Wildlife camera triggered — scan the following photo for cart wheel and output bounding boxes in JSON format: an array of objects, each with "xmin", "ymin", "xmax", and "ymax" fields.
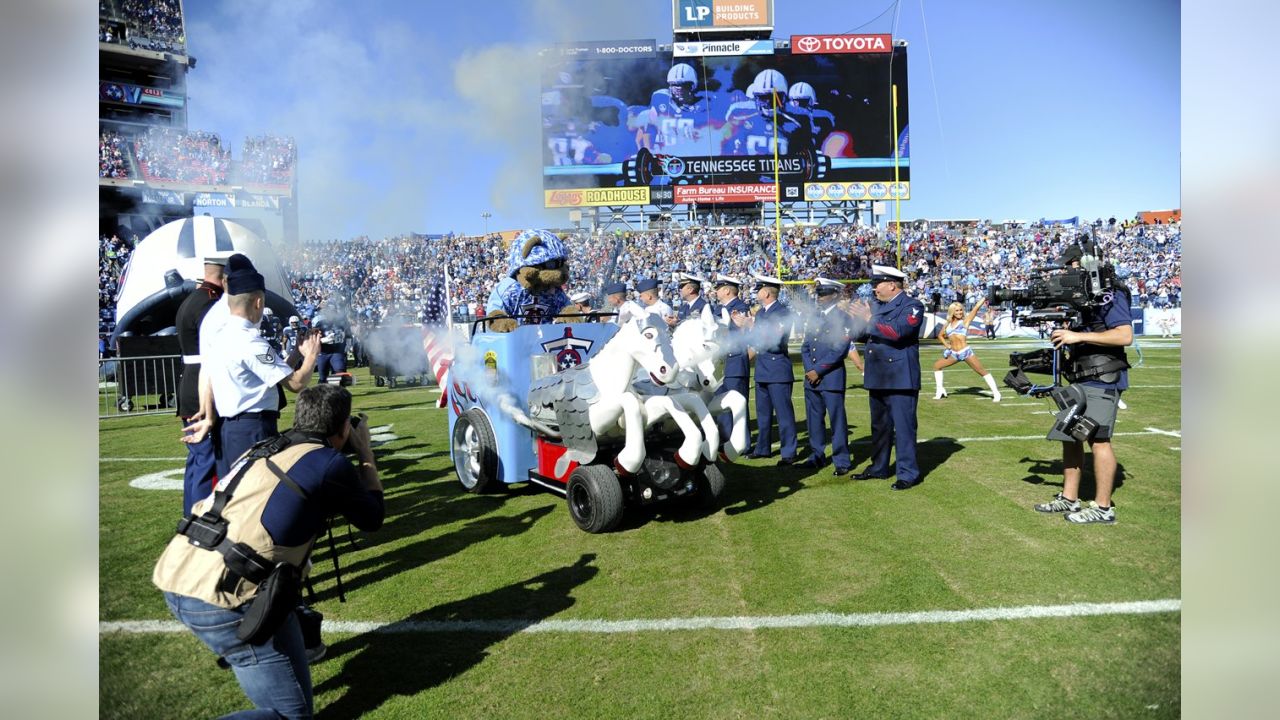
[
  {"xmin": 452, "ymin": 408, "xmax": 499, "ymax": 493},
  {"xmin": 694, "ymin": 463, "xmax": 725, "ymax": 510},
  {"xmin": 566, "ymin": 464, "xmax": 624, "ymax": 533},
  {"xmin": 388, "ymin": 377, "xmax": 398, "ymax": 388},
  {"xmin": 374, "ymin": 376, "xmax": 385, "ymax": 387},
  {"xmin": 117, "ymin": 397, "xmax": 134, "ymax": 412},
  {"xmin": 161, "ymin": 393, "xmax": 177, "ymax": 409}
]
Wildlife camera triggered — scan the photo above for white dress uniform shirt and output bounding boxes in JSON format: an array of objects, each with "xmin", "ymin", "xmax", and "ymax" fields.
[
  {"xmin": 205, "ymin": 316, "xmax": 293, "ymax": 416},
  {"xmin": 643, "ymin": 299, "xmax": 674, "ymax": 322}
]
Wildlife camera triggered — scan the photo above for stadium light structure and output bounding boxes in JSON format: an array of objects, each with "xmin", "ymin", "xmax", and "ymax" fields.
[{"xmin": 480, "ymin": 211, "xmax": 492, "ymax": 237}]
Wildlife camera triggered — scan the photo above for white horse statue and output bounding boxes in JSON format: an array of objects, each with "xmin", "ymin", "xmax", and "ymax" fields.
[
  {"xmin": 633, "ymin": 305, "xmax": 751, "ymax": 464},
  {"xmin": 528, "ymin": 310, "xmax": 678, "ymax": 477}
]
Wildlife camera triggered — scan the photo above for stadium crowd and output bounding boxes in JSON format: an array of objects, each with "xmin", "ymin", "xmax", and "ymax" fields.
[
  {"xmin": 133, "ymin": 127, "xmax": 230, "ymax": 185},
  {"xmin": 100, "ymin": 129, "xmax": 132, "ymax": 179},
  {"xmin": 100, "ymin": 0, "xmax": 185, "ymax": 53},
  {"xmin": 240, "ymin": 135, "xmax": 298, "ymax": 185},
  {"xmin": 99, "ymin": 233, "xmax": 136, "ymax": 354},
  {"xmin": 98, "ymin": 217, "xmax": 1180, "ymax": 348}
]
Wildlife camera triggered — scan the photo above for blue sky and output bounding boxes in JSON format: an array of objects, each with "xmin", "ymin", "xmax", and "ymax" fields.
[{"xmin": 183, "ymin": 0, "xmax": 1178, "ymax": 240}]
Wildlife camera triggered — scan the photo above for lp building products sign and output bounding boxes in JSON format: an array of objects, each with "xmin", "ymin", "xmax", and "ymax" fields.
[{"xmin": 673, "ymin": 0, "xmax": 773, "ymax": 33}]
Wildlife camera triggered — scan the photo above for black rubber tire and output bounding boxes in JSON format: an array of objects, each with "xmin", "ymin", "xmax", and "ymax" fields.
[
  {"xmin": 117, "ymin": 397, "xmax": 133, "ymax": 412},
  {"xmin": 695, "ymin": 463, "xmax": 726, "ymax": 510},
  {"xmin": 374, "ymin": 376, "xmax": 385, "ymax": 387},
  {"xmin": 566, "ymin": 464, "xmax": 624, "ymax": 533},
  {"xmin": 388, "ymin": 377, "xmax": 398, "ymax": 388},
  {"xmin": 452, "ymin": 408, "xmax": 499, "ymax": 493}
]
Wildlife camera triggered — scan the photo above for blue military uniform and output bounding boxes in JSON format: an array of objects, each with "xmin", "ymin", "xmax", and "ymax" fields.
[
  {"xmin": 712, "ymin": 274, "xmax": 751, "ymax": 440},
  {"xmin": 313, "ymin": 314, "xmax": 348, "ymax": 384},
  {"xmin": 750, "ymin": 273, "xmax": 797, "ymax": 462},
  {"xmin": 175, "ymin": 257, "xmax": 228, "ymax": 516},
  {"xmin": 802, "ymin": 279, "xmax": 853, "ymax": 473},
  {"xmin": 676, "ymin": 273, "xmax": 709, "ymax": 321},
  {"xmin": 856, "ymin": 265, "xmax": 925, "ymax": 489}
]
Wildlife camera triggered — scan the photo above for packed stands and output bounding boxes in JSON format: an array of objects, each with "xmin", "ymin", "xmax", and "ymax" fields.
[
  {"xmin": 99, "ymin": 233, "xmax": 136, "ymax": 351},
  {"xmin": 100, "ymin": 129, "xmax": 133, "ymax": 179},
  {"xmin": 133, "ymin": 127, "xmax": 230, "ymax": 185},
  {"xmin": 240, "ymin": 135, "xmax": 298, "ymax": 186},
  {"xmin": 100, "ymin": 0, "xmax": 186, "ymax": 54},
  {"xmin": 97, "ymin": 219, "xmax": 1181, "ymax": 342}
]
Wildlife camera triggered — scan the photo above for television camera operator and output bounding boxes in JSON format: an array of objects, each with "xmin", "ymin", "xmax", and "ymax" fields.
[
  {"xmin": 153, "ymin": 384, "xmax": 384, "ymax": 718},
  {"xmin": 993, "ymin": 235, "xmax": 1132, "ymax": 524}
]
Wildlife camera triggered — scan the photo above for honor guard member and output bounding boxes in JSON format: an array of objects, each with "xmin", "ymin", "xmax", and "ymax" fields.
[
  {"xmin": 174, "ymin": 250, "xmax": 230, "ymax": 515},
  {"xmin": 568, "ymin": 290, "xmax": 595, "ymax": 320},
  {"xmin": 313, "ymin": 313, "xmax": 348, "ymax": 384},
  {"xmin": 155, "ymin": 384, "xmax": 385, "ymax": 719},
  {"xmin": 849, "ymin": 264, "xmax": 925, "ymax": 490},
  {"xmin": 635, "ymin": 277, "xmax": 675, "ymax": 324},
  {"xmin": 802, "ymin": 277, "xmax": 854, "ymax": 475},
  {"xmin": 602, "ymin": 280, "xmax": 630, "ymax": 324},
  {"xmin": 191, "ymin": 254, "xmax": 321, "ymax": 479},
  {"xmin": 675, "ymin": 272, "xmax": 709, "ymax": 321},
  {"xmin": 712, "ymin": 274, "xmax": 752, "ymax": 437},
  {"xmin": 746, "ymin": 272, "xmax": 798, "ymax": 464}
]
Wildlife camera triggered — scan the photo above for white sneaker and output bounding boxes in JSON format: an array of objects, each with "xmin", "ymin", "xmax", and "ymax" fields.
[
  {"xmin": 992, "ymin": 391, "xmax": 1002, "ymax": 403},
  {"xmin": 934, "ymin": 390, "xmax": 947, "ymax": 400},
  {"xmin": 1117, "ymin": 398, "xmax": 1128, "ymax": 410}
]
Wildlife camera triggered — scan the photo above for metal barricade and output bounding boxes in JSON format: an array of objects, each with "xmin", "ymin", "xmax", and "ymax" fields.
[{"xmin": 98, "ymin": 354, "xmax": 183, "ymax": 418}]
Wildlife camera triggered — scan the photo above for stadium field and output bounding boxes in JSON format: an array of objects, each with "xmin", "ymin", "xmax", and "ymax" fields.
[{"xmin": 99, "ymin": 339, "xmax": 1181, "ymax": 719}]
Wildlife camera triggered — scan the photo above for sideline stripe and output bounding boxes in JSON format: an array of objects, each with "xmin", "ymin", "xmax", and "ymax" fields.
[{"xmin": 101, "ymin": 598, "xmax": 1180, "ymax": 636}]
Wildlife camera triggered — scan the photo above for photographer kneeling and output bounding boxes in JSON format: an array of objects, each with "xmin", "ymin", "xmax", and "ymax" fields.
[
  {"xmin": 1033, "ymin": 247, "xmax": 1133, "ymax": 525},
  {"xmin": 153, "ymin": 384, "xmax": 384, "ymax": 719}
]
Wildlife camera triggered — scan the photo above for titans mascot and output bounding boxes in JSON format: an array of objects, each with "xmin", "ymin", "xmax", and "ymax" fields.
[{"xmin": 485, "ymin": 229, "xmax": 571, "ymax": 332}]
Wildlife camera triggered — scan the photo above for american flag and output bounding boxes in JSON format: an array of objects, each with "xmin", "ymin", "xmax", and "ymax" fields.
[{"xmin": 422, "ymin": 270, "xmax": 452, "ymax": 409}]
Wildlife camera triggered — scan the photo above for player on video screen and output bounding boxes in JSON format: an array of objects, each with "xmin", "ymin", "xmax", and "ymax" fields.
[
  {"xmin": 721, "ymin": 69, "xmax": 813, "ymax": 163},
  {"xmin": 632, "ymin": 63, "xmax": 721, "ymax": 157},
  {"xmin": 788, "ymin": 81, "xmax": 837, "ymax": 152}
]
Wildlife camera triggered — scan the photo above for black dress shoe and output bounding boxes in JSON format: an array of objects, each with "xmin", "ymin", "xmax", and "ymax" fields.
[
  {"xmin": 851, "ymin": 471, "xmax": 891, "ymax": 480},
  {"xmin": 745, "ymin": 452, "xmax": 768, "ymax": 460},
  {"xmin": 777, "ymin": 456, "xmax": 799, "ymax": 466},
  {"xmin": 890, "ymin": 479, "xmax": 920, "ymax": 491},
  {"xmin": 833, "ymin": 466, "xmax": 853, "ymax": 476},
  {"xmin": 803, "ymin": 456, "xmax": 827, "ymax": 469}
]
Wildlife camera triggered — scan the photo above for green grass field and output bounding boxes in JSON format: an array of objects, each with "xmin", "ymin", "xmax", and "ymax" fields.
[{"xmin": 99, "ymin": 339, "xmax": 1181, "ymax": 719}]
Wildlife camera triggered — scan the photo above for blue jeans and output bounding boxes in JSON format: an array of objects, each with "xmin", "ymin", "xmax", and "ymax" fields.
[{"xmin": 164, "ymin": 592, "xmax": 313, "ymax": 719}]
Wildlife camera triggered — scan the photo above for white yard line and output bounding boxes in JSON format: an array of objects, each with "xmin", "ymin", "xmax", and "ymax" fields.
[{"xmin": 101, "ymin": 598, "xmax": 1180, "ymax": 636}]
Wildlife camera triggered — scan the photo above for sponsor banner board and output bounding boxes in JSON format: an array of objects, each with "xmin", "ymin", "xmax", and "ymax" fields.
[
  {"xmin": 99, "ymin": 81, "xmax": 185, "ymax": 108},
  {"xmin": 192, "ymin": 192, "xmax": 235, "ymax": 207},
  {"xmin": 544, "ymin": 187, "xmax": 651, "ymax": 208},
  {"xmin": 191, "ymin": 192, "xmax": 283, "ymax": 209},
  {"xmin": 673, "ymin": 0, "xmax": 773, "ymax": 33},
  {"xmin": 553, "ymin": 39, "xmax": 656, "ymax": 59},
  {"xmin": 674, "ymin": 183, "xmax": 778, "ymax": 204},
  {"xmin": 673, "ymin": 39, "xmax": 774, "ymax": 57},
  {"xmin": 804, "ymin": 181, "xmax": 910, "ymax": 202},
  {"xmin": 790, "ymin": 34, "xmax": 893, "ymax": 55},
  {"xmin": 140, "ymin": 189, "xmax": 185, "ymax": 205}
]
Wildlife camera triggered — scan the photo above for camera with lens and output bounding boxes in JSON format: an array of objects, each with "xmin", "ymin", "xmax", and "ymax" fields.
[
  {"xmin": 986, "ymin": 233, "xmax": 1118, "ymax": 329},
  {"xmin": 340, "ymin": 414, "xmax": 362, "ymax": 454}
]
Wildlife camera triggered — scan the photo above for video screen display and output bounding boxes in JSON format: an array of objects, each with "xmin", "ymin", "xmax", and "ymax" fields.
[{"xmin": 541, "ymin": 48, "xmax": 909, "ymax": 206}]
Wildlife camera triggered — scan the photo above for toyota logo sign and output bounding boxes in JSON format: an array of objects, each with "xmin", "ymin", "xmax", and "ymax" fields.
[{"xmin": 795, "ymin": 36, "xmax": 820, "ymax": 53}]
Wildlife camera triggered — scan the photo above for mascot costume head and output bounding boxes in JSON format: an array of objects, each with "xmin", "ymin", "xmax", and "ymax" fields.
[{"xmin": 484, "ymin": 229, "xmax": 572, "ymax": 332}]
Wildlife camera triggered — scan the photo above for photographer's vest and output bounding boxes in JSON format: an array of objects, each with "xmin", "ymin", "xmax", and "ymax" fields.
[{"xmin": 152, "ymin": 438, "xmax": 326, "ymax": 609}]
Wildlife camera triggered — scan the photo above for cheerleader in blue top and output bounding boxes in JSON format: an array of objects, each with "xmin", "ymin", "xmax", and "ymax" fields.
[{"xmin": 933, "ymin": 296, "xmax": 1002, "ymax": 402}]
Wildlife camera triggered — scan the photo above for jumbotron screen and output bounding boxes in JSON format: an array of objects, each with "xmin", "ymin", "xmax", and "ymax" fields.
[{"xmin": 541, "ymin": 46, "xmax": 909, "ymax": 207}]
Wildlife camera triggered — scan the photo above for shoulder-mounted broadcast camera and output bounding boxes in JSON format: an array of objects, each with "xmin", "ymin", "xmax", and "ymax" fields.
[{"xmin": 986, "ymin": 233, "xmax": 1119, "ymax": 329}]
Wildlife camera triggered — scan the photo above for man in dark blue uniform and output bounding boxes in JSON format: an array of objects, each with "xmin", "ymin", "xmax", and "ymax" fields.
[
  {"xmin": 674, "ymin": 273, "xmax": 708, "ymax": 321},
  {"xmin": 313, "ymin": 313, "xmax": 348, "ymax": 384},
  {"xmin": 174, "ymin": 251, "xmax": 229, "ymax": 515},
  {"xmin": 849, "ymin": 264, "xmax": 926, "ymax": 489},
  {"xmin": 712, "ymin": 274, "xmax": 751, "ymax": 440},
  {"xmin": 746, "ymin": 273, "xmax": 797, "ymax": 465},
  {"xmin": 801, "ymin": 277, "xmax": 853, "ymax": 475}
]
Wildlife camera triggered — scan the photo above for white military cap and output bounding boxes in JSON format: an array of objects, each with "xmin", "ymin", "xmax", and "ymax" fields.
[
  {"xmin": 750, "ymin": 272, "xmax": 784, "ymax": 289},
  {"xmin": 814, "ymin": 277, "xmax": 844, "ymax": 294},
  {"xmin": 203, "ymin": 250, "xmax": 234, "ymax": 266},
  {"xmin": 869, "ymin": 264, "xmax": 907, "ymax": 282},
  {"xmin": 678, "ymin": 272, "xmax": 708, "ymax": 286},
  {"xmin": 712, "ymin": 273, "xmax": 742, "ymax": 288},
  {"xmin": 569, "ymin": 291, "xmax": 592, "ymax": 304}
]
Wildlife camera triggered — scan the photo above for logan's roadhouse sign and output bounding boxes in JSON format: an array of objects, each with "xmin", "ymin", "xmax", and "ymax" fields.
[
  {"xmin": 544, "ymin": 187, "xmax": 651, "ymax": 208},
  {"xmin": 790, "ymin": 34, "xmax": 894, "ymax": 54}
]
